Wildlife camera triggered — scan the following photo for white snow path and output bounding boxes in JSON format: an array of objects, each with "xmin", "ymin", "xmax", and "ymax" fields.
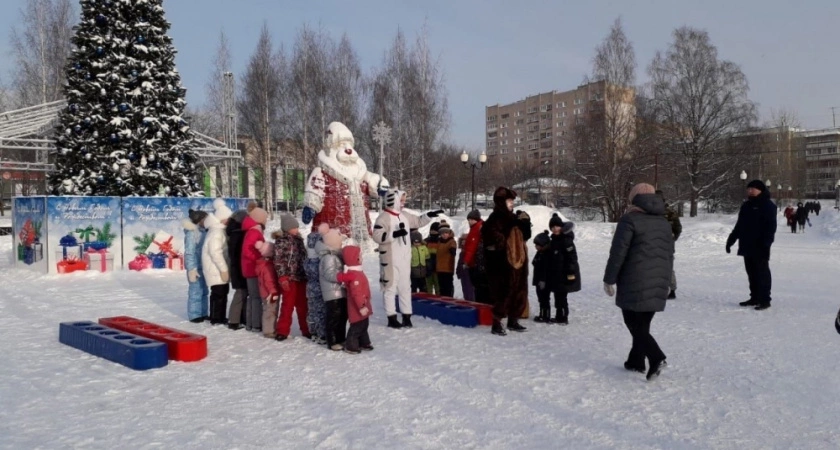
[{"xmin": 1, "ymin": 210, "xmax": 840, "ymax": 449}]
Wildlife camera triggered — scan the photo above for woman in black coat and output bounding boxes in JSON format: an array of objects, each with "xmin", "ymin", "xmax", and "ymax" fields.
[
  {"xmin": 603, "ymin": 183, "xmax": 674, "ymax": 381},
  {"xmin": 225, "ymin": 209, "xmax": 249, "ymax": 329}
]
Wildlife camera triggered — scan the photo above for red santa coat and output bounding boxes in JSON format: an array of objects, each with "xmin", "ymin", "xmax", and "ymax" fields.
[{"xmin": 310, "ymin": 169, "xmax": 373, "ymax": 238}]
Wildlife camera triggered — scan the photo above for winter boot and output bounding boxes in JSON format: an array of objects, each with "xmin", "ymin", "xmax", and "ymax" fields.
[
  {"xmin": 533, "ymin": 306, "xmax": 549, "ymax": 323},
  {"xmin": 507, "ymin": 318, "xmax": 527, "ymax": 332},
  {"xmin": 624, "ymin": 361, "xmax": 645, "ymax": 373},
  {"xmin": 551, "ymin": 307, "xmax": 569, "ymax": 325},
  {"xmin": 667, "ymin": 289, "xmax": 677, "ymax": 300},
  {"xmin": 227, "ymin": 323, "xmax": 244, "ymax": 330},
  {"xmin": 387, "ymin": 315, "xmax": 403, "ymax": 329},
  {"xmin": 491, "ymin": 319, "xmax": 507, "ymax": 336},
  {"xmin": 647, "ymin": 359, "xmax": 667, "ymax": 381},
  {"xmin": 754, "ymin": 303, "xmax": 771, "ymax": 311},
  {"xmin": 739, "ymin": 299, "xmax": 759, "ymax": 307},
  {"xmin": 189, "ymin": 316, "xmax": 208, "ymax": 324},
  {"xmin": 402, "ymin": 314, "xmax": 413, "ymax": 328}
]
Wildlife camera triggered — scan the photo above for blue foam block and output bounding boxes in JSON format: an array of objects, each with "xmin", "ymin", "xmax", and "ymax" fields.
[
  {"xmin": 59, "ymin": 321, "xmax": 169, "ymax": 371},
  {"xmin": 432, "ymin": 303, "xmax": 478, "ymax": 328}
]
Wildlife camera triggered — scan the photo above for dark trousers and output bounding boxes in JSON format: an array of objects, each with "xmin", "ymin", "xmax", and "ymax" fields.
[
  {"xmin": 469, "ymin": 268, "xmax": 490, "ymax": 305},
  {"xmin": 209, "ymin": 283, "xmax": 229, "ymax": 323},
  {"xmin": 344, "ymin": 318, "xmax": 371, "ymax": 352},
  {"xmin": 622, "ymin": 310, "xmax": 666, "ymax": 368},
  {"xmin": 324, "ymin": 298, "xmax": 348, "ymax": 347},
  {"xmin": 411, "ymin": 277, "xmax": 427, "ymax": 293},
  {"xmin": 438, "ymin": 272, "xmax": 454, "ymax": 297},
  {"xmin": 744, "ymin": 257, "xmax": 772, "ymax": 304},
  {"xmin": 537, "ymin": 286, "xmax": 568, "ymax": 317}
]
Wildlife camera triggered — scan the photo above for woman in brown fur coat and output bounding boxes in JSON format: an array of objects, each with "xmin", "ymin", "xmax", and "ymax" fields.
[{"xmin": 481, "ymin": 187, "xmax": 532, "ymax": 336}]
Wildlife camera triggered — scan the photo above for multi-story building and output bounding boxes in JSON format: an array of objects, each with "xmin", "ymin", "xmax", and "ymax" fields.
[
  {"xmin": 484, "ymin": 80, "xmax": 635, "ymax": 176},
  {"xmin": 802, "ymin": 128, "xmax": 840, "ymax": 198}
]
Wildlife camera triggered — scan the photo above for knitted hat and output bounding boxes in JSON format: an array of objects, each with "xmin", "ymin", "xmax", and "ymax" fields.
[
  {"xmin": 628, "ymin": 183, "xmax": 656, "ymax": 204},
  {"xmin": 249, "ymin": 207, "xmax": 268, "ymax": 226},
  {"xmin": 549, "ymin": 213, "xmax": 563, "ymax": 229},
  {"xmin": 430, "ymin": 222, "xmax": 440, "ymax": 234},
  {"xmin": 280, "ymin": 213, "xmax": 299, "ymax": 232},
  {"xmin": 213, "ymin": 198, "xmax": 233, "ymax": 222},
  {"xmin": 322, "ymin": 229, "xmax": 343, "ymax": 250},
  {"xmin": 438, "ymin": 226, "xmax": 452, "ymax": 235},
  {"xmin": 533, "ymin": 230, "xmax": 550, "ymax": 247},
  {"xmin": 467, "ymin": 209, "xmax": 481, "ymax": 221},
  {"xmin": 188, "ymin": 209, "xmax": 208, "ymax": 225},
  {"xmin": 231, "ymin": 209, "xmax": 248, "ymax": 224},
  {"xmin": 410, "ymin": 231, "xmax": 423, "ymax": 244},
  {"xmin": 747, "ymin": 180, "xmax": 767, "ymax": 193}
]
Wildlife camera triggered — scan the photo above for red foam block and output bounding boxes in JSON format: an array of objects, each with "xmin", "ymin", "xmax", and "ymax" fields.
[
  {"xmin": 411, "ymin": 294, "xmax": 494, "ymax": 326},
  {"xmin": 99, "ymin": 316, "xmax": 207, "ymax": 362}
]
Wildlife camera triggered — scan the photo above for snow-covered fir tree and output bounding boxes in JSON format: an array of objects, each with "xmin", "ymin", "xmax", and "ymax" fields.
[{"xmin": 49, "ymin": 0, "xmax": 202, "ymax": 197}]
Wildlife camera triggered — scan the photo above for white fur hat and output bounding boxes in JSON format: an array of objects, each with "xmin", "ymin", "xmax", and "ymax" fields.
[{"xmin": 213, "ymin": 198, "xmax": 233, "ymax": 222}]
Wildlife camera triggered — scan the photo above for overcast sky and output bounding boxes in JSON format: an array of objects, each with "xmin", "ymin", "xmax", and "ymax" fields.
[{"xmin": 1, "ymin": 0, "xmax": 838, "ymax": 148}]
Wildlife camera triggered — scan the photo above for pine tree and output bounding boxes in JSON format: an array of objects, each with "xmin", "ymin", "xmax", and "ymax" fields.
[{"xmin": 49, "ymin": 0, "xmax": 202, "ymax": 197}]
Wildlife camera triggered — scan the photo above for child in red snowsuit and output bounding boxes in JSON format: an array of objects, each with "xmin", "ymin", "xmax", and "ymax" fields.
[
  {"xmin": 336, "ymin": 245, "xmax": 374, "ymax": 354},
  {"xmin": 255, "ymin": 241, "xmax": 280, "ymax": 338}
]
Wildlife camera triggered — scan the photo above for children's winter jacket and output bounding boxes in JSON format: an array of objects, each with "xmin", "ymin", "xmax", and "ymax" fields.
[
  {"xmin": 200, "ymin": 213, "xmax": 230, "ymax": 287},
  {"xmin": 531, "ymin": 248, "xmax": 551, "ymax": 287},
  {"xmin": 435, "ymin": 237, "xmax": 457, "ymax": 273},
  {"xmin": 549, "ymin": 222, "xmax": 581, "ymax": 293},
  {"xmin": 336, "ymin": 246, "xmax": 372, "ymax": 324},
  {"xmin": 274, "ymin": 231, "xmax": 307, "ymax": 282},
  {"xmin": 318, "ymin": 241, "xmax": 346, "ymax": 301},
  {"xmin": 240, "ymin": 216, "xmax": 264, "ymax": 278},
  {"xmin": 462, "ymin": 219, "xmax": 483, "ymax": 268},
  {"xmin": 411, "ymin": 244, "xmax": 430, "ymax": 277}
]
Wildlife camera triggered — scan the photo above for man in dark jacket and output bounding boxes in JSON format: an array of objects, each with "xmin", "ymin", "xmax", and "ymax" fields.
[
  {"xmin": 225, "ymin": 208, "xmax": 249, "ymax": 330},
  {"xmin": 604, "ymin": 183, "xmax": 674, "ymax": 381},
  {"xmin": 726, "ymin": 180, "xmax": 777, "ymax": 310}
]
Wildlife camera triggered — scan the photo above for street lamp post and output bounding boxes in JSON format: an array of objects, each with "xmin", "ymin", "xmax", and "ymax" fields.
[
  {"xmin": 460, "ymin": 150, "xmax": 487, "ymax": 211},
  {"xmin": 371, "ymin": 121, "xmax": 392, "ymax": 211}
]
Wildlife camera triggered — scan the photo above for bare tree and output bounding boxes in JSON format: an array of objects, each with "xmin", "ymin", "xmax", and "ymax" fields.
[
  {"xmin": 200, "ymin": 30, "xmax": 233, "ymax": 138},
  {"xmin": 573, "ymin": 18, "xmax": 654, "ymax": 222},
  {"xmin": 238, "ymin": 23, "xmax": 283, "ymax": 213},
  {"xmin": 648, "ymin": 27, "xmax": 757, "ymax": 217},
  {"xmin": 9, "ymin": 0, "xmax": 75, "ymax": 107}
]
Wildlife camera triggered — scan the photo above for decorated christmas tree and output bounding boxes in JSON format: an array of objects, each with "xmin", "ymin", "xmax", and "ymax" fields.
[{"xmin": 49, "ymin": 0, "xmax": 202, "ymax": 197}]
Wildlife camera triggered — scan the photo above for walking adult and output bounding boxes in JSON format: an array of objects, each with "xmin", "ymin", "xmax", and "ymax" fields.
[
  {"xmin": 656, "ymin": 190, "xmax": 682, "ymax": 299},
  {"xmin": 783, "ymin": 204, "xmax": 796, "ymax": 234},
  {"xmin": 483, "ymin": 187, "xmax": 532, "ymax": 336},
  {"xmin": 795, "ymin": 202, "xmax": 809, "ymax": 233},
  {"xmin": 726, "ymin": 180, "xmax": 777, "ymax": 310},
  {"xmin": 603, "ymin": 183, "xmax": 673, "ymax": 381}
]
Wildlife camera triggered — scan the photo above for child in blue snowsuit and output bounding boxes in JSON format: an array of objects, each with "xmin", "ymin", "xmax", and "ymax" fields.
[
  {"xmin": 304, "ymin": 223, "xmax": 329, "ymax": 345},
  {"xmin": 184, "ymin": 209, "xmax": 210, "ymax": 322}
]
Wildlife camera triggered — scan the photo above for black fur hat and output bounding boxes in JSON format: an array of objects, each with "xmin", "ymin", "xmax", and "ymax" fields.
[{"xmin": 188, "ymin": 209, "xmax": 208, "ymax": 225}]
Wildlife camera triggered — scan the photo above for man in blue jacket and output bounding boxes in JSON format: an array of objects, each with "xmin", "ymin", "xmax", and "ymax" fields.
[{"xmin": 726, "ymin": 180, "xmax": 777, "ymax": 310}]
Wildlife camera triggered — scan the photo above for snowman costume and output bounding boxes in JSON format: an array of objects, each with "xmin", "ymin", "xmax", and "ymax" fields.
[
  {"xmin": 373, "ymin": 189, "xmax": 439, "ymax": 325},
  {"xmin": 302, "ymin": 122, "xmax": 388, "ymax": 246}
]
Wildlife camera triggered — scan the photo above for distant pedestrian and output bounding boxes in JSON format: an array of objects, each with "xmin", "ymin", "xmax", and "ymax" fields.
[
  {"xmin": 726, "ymin": 180, "xmax": 777, "ymax": 311},
  {"xmin": 656, "ymin": 190, "xmax": 682, "ymax": 299}
]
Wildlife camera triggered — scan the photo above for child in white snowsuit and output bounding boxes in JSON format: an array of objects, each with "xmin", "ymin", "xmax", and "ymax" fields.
[{"xmin": 372, "ymin": 188, "xmax": 442, "ymax": 328}]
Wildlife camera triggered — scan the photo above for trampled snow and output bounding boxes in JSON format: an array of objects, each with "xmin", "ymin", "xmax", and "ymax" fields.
[{"xmin": 2, "ymin": 208, "xmax": 840, "ymax": 449}]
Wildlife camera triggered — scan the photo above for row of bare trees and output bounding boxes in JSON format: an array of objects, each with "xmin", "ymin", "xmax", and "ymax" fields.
[{"xmin": 193, "ymin": 23, "xmax": 450, "ymax": 210}]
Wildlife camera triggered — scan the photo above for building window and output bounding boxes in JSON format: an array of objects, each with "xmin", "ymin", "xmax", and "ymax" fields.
[
  {"xmin": 487, "ymin": 124, "xmax": 497, "ymax": 131},
  {"xmin": 500, "ymin": 122, "xmax": 508, "ymax": 129},
  {"xmin": 574, "ymin": 98, "xmax": 583, "ymax": 105},
  {"xmin": 574, "ymin": 108, "xmax": 584, "ymax": 115},
  {"xmin": 501, "ymin": 113, "xmax": 509, "ymax": 119},
  {"xmin": 557, "ymin": 101, "xmax": 566, "ymax": 108},
  {"xmin": 556, "ymin": 121, "xmax": 565, "ymax": 127},
  {"xmin": 514, "ymin": 129, "xmax": 522, "ymax": 135},
  {"xmin": 540, "ymin": 104, "xmax": 552, "ymax": 112},
  {"xmin": 528, "ymin": 125, "xmax": 539, "ymax": 132},
  {"xmin": 540, "ymin": 132, "xmax": 553, "ymax": 139},
  {"xmin": 541, "ymin": 123, "xmax": 551, "ymax": 130},
  {"xmin": 516, "ymin": 119, "xmax": 524, "ymax": 125},
  {"xmin": 528, "ymin": 143, "xmax": 539, "ymax": 150},
  {"xmin": 487, "ymin": 115, "xmax": 497, "ymax": 122},
  {"xmin": 488, "ymin": 131, "xmax": 497, "ymax": 138},
  {"xmin": 541, "ymin": 113, "xmax": 551, "ymax": 120},
  {"xmin": 528, "ymin": 106, "xmax": 538, "ymax": 114},
  {"xmin": 514, "ymin": 111, "xmax": 522, "ymax": 117},
  {"xmin": 500, "ymin": 131, "xmax": 508, "ymax": 137},
  {"xmin": 514, "ymin": 138, "xmax": 522, "ymax": 144}
]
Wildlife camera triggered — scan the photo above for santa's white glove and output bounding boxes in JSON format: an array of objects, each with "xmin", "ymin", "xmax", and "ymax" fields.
[
  {"xmin": 604, "ymin": 283, "xmax": 616, "ymax": 297},
  {"xmin": 188, "ymin": 269, "xmax": 199, "ymax": 283}
]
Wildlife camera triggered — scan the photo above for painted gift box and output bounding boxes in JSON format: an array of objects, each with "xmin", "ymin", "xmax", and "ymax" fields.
[
  {"xmin": 167, "ymin": 254, "xmax": 184, "ymax": 270},
  {"xmin": 128, "ymin": 254, "xmax": 152, "ymax": 271},
  {"xmin": 57, "ymin": 257, "xmax": 87, "ymax": 274},
  {"xmin": 23, "ymin": 242, "xmax": 44, "ymax": 265},
  {"xmin": 84, "ymin": 248, "xmax": 114, "ymax": 273},
  {"xmin": 149, "ymin": 252, "xmax": 167, "ymax": 269},
  {"xmin": 146, "ymin": 231, "xmax": 182, "ymax": 257},
  {"xmin": 56, "ymin": 234, "xmax": 84, "ymax": 261}
]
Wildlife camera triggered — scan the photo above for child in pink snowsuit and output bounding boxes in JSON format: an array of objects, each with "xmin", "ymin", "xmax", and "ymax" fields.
[
  {"xmin": 336, "ymin": 245, "xmax": 374, "ymax": 354},
  {"xmin": 255, "ymin": 241, "xmax": 280, "ymax": 338}
]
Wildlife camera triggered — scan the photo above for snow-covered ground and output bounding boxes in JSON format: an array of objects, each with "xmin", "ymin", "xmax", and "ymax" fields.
[{"xmin": 2, "ymin": 208, "xmax": 840, "ymax": 449}]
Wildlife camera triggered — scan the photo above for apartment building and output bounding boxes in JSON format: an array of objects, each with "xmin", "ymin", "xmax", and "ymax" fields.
[
  {"xmin": 484, "ymin": 80, "xmax": 611, "ymax": 173},
  {"xmin": 802, "ymin": 128, "xmax": 840, "ymax": 197}
]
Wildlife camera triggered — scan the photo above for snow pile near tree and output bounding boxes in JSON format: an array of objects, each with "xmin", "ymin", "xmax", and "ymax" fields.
[{"xmin": 2, "ymin": 213, "xmax": 840, "ymax": 448}]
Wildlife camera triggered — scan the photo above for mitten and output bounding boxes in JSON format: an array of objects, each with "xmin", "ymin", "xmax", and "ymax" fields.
[
  {"xmin": 220, "ymin": 271, "xmax": 230, "ymax": 283},
  {"xmin": 359, "ymin": 306, "xmax": 370, "ymax": 317},
  {"xmin": 188, "ymin": 268, "xmax": 199, "ymax": 283},
  {"xmin": 302, "ymin": 206, "xmax": 315, "ymax": 224},
  {"xmin": 604, "ymin": 283, "xmax": 616, "ymax": 297},
  {"xmin": 516, "ymin": 210, "xmax": 530, "ymax": 221},
  {"xmin": 426, "ymin": 209, "xmax": 444, "ymax": 218}
]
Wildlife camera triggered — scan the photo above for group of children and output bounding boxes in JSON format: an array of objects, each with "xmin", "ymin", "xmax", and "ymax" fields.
[{"xmin": 183, "ymin": 199, "xmax": 373, "ymax": 354}]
